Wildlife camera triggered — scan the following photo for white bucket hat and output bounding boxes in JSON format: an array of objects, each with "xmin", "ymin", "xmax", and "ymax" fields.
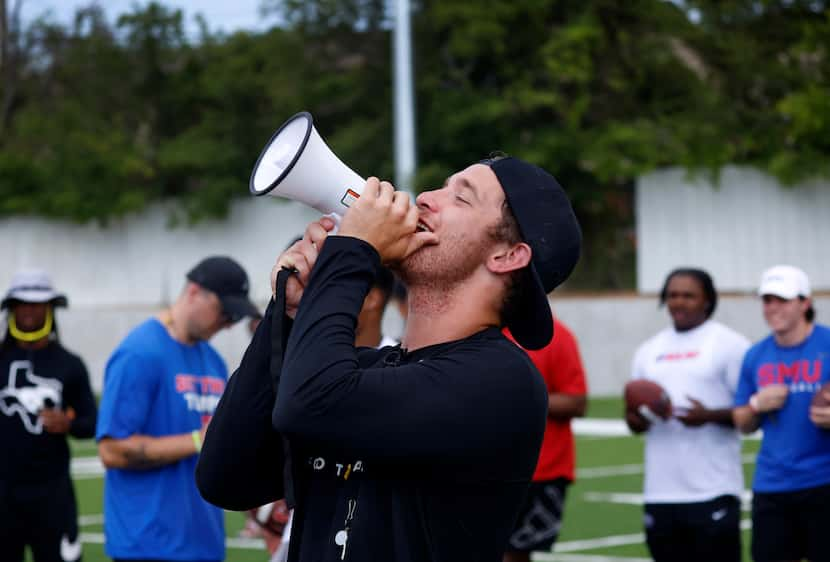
[{"xmin": 1, "ymin": 269, "xmax": 68, "ymax": 309}]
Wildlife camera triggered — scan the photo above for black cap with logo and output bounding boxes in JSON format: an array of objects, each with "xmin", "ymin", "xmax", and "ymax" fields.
[{"xmin": 186, "ymin": 256, "xmax": 259, "ymax": 323}]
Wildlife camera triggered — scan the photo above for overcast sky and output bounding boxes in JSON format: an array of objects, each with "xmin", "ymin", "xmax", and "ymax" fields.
[{"xmin": 21, "ymin": 0, "xmax": 271, "ymax": 34}]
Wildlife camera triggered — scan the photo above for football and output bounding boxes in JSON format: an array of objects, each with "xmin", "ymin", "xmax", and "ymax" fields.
[
  {"xmin": 250, "ymin": 499, "xmax": 290, "ymax": 536},
  {"xmin": 624, "ymin": 379, "xmax": 672, "ymax": 421},
  {"xmin": 811, "ymin": 382, "xmax": 830, "ymax": 408}
]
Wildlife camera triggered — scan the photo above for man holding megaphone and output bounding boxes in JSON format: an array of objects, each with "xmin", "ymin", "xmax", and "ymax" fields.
[{"xmin": 197, "ymin": 151, "xmax": 581, "ymax": 562}]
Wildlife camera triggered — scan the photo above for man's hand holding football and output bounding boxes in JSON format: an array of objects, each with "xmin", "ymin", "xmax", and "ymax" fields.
[{"xmin": 809, "ymin": 389, "xmax": 830, "ymax": 429}]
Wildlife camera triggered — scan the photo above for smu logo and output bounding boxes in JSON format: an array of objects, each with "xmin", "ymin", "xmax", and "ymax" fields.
[{"xmin": 757, "ymin": 360, "xmax": 824, "ymax": 389}]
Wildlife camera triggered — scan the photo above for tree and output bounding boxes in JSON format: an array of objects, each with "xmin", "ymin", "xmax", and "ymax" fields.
[
  {"xmin": 1, "ymin": 0, "xmax": 828, "ymax": 288},
  {"xmin": 0, "ymin": 0, "xmax": 24, "ymax": 136}
]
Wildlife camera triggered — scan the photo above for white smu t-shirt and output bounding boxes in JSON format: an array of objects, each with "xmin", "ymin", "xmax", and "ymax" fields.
[{"xmin": 631, "ymin": 320, "xmax": 750, "ymax": 503}]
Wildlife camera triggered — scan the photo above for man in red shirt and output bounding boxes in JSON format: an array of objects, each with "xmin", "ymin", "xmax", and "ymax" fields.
[{"xmin": 503, "ymin": 317, "xmax": 588, "ymax": 562}]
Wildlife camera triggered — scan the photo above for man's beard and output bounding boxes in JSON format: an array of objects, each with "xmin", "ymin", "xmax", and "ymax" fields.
[{"xmin": 398, "ymin": 230, "xmax": 489, "ymax": 291}]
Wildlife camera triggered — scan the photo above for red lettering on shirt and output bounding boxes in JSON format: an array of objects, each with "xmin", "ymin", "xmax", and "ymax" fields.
[
  {"xmin": 176, "ymin": 374, "xmax": 197, "ymax": 392},
  {"xmin": 758, "ymin": 364, "xmax": 775, "ymax": 386},
  {"xmin": 776, "ymin": 362, "xmax": 800, "ymax": 383},
  {"xmin": 805, "ymin": 360, "xmax": 823, "ymax": 383},
  {"xmin": 759, "ymin": 360, "xmax": 824, "ymax": 386},
  {"xmin": 656, "ymin": 351, "xmax": 700, "ymax": 362}
]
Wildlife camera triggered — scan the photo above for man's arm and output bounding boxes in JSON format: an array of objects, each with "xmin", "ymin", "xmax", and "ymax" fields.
[
  {"xmin": 676, "ymin": 397, "xmax": 734, "ymax": 427},
  {"xmin": 733, "ymin": 405, "xmax": 761, "ymax": 434},
  {"xmin": 548, "ymin": 393, "xmax": 587, "ymax": 420},
  {"xmin": 96, "ymin": 348, "xmax": 205, "ymax": 469},
  {"xmin": 545, "ymin": 324, "xmax": 588, "ymax": 421},
  {"xmin": 67, "ymin": 356, "xmax": 97, "ymax": 438},
  {"xmin": 733, "ymin": 385, "xmax": 788, "ymax": 434},
  {"xmin": 98, "ymin": 432, "xmax": 200, "ymax": 470},
  {"xmin": 196, "ymin": 300, "xmax": 285, "ymax": 511},
  {"xmin": 625, "ymin": 347, "xmax": 651, "ymax": 434},
  {"xmin": 39, "ymin": 355, "xmax": 98, "ymax": 437},
  {"xmin": 680, "ymin": 330, "xmax": 750, "ymax": 429}
]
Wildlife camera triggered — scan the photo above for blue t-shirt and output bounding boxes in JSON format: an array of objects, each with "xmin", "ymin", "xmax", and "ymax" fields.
[
  {"xmin": 735, "ymin": 324, "xmax": 830, "ymax": 493},
  {"xmin": 96, "ymin": 318, "xmax": 228, "ymax": 561}
]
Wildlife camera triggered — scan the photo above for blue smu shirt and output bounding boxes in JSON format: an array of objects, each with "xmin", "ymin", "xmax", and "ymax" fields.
[
  {"xmin": 96, "ymin": 318, "xmax": 228, "ymax": 561},
  {"xmin": 735, "ymin": 323, "xmax": 830, "ymax": 493}
]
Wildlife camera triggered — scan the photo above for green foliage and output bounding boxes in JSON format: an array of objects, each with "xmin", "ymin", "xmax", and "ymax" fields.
[{"xmin": 1, "ymin": 0, "xmax": 828, "ymax": 288}]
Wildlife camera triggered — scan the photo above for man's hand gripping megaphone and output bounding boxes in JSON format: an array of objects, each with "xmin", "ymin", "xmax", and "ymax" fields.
[{"xmin": 271, "ymin": 177, "xmax": 438, "ymax": 319}]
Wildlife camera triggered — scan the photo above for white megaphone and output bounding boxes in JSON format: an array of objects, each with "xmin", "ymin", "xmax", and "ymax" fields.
[{"xmin": 249, "ymin": 111, "xmax": 366, "ymax": 222}]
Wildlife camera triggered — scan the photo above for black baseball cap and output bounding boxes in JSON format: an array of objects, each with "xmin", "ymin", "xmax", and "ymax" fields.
[
  {"xmin": 483, "ymin": 156, "xmax": 582, "ymax": 350},
  {"xmin": 186, "ymin": 256, "xmax": 259, "ymax": 323}
]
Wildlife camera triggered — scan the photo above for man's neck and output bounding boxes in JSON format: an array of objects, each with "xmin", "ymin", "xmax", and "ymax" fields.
[
  {"xmin": 402, "ymin": 283, "xmax": 499, "ymax": 351},
  {"xmin": 15, "ymin": 337, "xmax": 50, "ymax": 351},
  {"xmin": 159, "ymin": 304, "xmax": 195, "ymax": 345},
  {"xmin": 774, "ymin": 321, "xmax": 814, "ymax": 347}
]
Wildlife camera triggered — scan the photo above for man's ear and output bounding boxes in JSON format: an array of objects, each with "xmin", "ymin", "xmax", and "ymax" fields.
[
  {"xmin": 183, "ymin": 281, "xmax": 201, "ymax": 301},
  {"xmin": 487, "ymin": 242, "xmax": 532, "ymax": 274}
]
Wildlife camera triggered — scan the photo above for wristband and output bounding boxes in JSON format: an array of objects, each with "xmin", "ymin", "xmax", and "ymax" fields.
[
  {"xmin": 191, "ymin": 430, "xmax": 202, "ymax": 453},
  {"xmin": 749, "ymin": 394, "xmax": 761, "ymax": 414}
]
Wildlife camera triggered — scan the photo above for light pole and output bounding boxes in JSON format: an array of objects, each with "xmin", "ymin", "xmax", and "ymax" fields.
[{"xmin": 393, "ymin": 0, "xmax": 416, "ymax": 192}]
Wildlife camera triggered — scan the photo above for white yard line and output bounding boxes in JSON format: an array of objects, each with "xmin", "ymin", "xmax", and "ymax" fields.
[
  {"xmin": 535, "ymin": 554, "xmax": 651, "ymax": 562},
  {"xmin": 582, "ymin": 492, "xmax": 646, "ymax": 505},
  {"xmin": 572, "ymin": 418, "xmax": 761, "ymax": 440},
  {"xmin": 553, "ymin": 533, "xmax": 646, "ymax": 553},
  {"xmin": 226, "ymin": 536, "xmax": 267, "ymax": 549},
  {"xmin": 78, "ymin": 514, "xmax": 104, "ymax": 526},
  {"xmin": 79, "ymin": 531, "xmax": 267, "ymax": 550},
  {"xmin": 579, "ymin": 452, "xmax": 757, "ymax": 480},
  {"xmin": 579, "ymin": 464, "xmax": 645, "ymax": 478},
  {"xmin": 583, "ymin": 490, "xmax": 754, "ymax": 511},
  {"xmin": 572, "ymin": 419, "xmax": 632, "ymax": 437},
  {"xmin": 80, "ymin": 529, "xmax": 653, "ymax": 555},
  {"xmin": 70, "ymin": 456, "xmax": 105, "ymax": 479},
  {"xmin": 78, "ymin": 532, "xmax": 104, "ymax": 544}
]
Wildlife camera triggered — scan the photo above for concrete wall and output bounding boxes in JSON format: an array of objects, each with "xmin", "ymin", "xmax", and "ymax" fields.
[
  {"xmin": 637, "ymin": 166, "xmax": 830, "ymax": 293},
  {"xmin": 1, "ymin": 198, "xmax": 320, "ymax": 307}
]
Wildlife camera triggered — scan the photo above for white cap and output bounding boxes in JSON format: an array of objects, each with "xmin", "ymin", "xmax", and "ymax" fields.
[
  {"xmin": 1, "ymin": 269, "xmax": 68, "ymax": 309},
  {"xmin": 758, "ymin": 265, "xmax": 811, "ymax": 300}
]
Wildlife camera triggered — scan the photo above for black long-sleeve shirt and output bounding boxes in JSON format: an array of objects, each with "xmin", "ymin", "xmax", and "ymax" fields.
[
  {"xmin": 198, "ymin": 236, "xmax": 547, "ymax": 562},
  {"xmin": 0, "ymin": 339, "xmax": 97, "ymax": 484}
]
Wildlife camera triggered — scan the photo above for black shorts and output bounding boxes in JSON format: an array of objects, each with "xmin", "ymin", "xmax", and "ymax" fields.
[
  {"xmin": 0, "ymin": 473, "xmax": 81, "ymax": 562},
  {"xmin": 506, "ymin": 478, "xmax": 569, "ymax": 553},
  {"xmin": 644, "ymin": 494, "xmax": 740, "ymax": 562},
  {"xmin": 751, "ymin": 482, "xmax": 830, "ymax": 562}
]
